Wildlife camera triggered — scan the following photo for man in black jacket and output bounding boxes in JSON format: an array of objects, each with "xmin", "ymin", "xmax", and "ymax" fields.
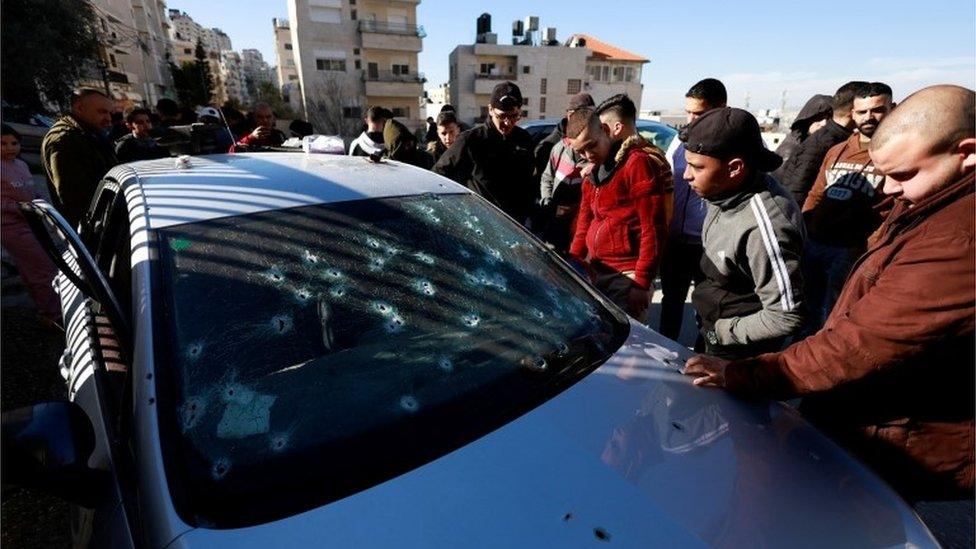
[
  {"xmin": 773, "ymin": 81, "xmax": 864, "ymax": 205},
  {"xmin": 433, "ymin": 82, "xmax": 535, "ymax": 224}
]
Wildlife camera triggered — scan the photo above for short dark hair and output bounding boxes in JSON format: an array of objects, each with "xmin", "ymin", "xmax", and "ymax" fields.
[
  {"xmin": 855, "ymin": 82, "xmax": 893, "ymax": 100},
  {"xmin": 71, "ymin": 88, "xmax": 109, "ymax": 106},
  {"xmin": 365, "ymin": 105, "xmax": 393, "ymax": 120},
  {"xmin": 686, "ymin": 78, "xmax": 727, "ymax": 107},
  {"xmin": 124, "ymin": 107, "xmax": 152, "ymax": 123},
  {"xmin": 595, "ymin": 94, "xmax": 636, "ymax": 124},
  {"xmin": 155, "ymin": 97, "xmax": 179, "ymax": 117},
  {"xmin": 439, "ymin": 104, "xmax": 456, "ymax": 114},
  {"xmin": 1, "ymin": 123, "xmax": 22, "ymax": 142},
  {"xmin": 436, "ymin": 111, "xmax": 458, "ymax": 127},
  {"xmin": 565, "ymin": 107, "xmax": 598, "ymax": 139},
  {"xmin": 832, "ymin": 81, "xmax": 868, "ymax": 113}
]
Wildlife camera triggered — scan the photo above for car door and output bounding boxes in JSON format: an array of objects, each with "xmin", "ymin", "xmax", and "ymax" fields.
[{"xmin": 21, "ymin": 180, "xmax": 139, "ymax": 548}]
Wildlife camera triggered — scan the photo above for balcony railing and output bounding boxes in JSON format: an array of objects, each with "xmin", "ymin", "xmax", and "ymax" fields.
[
  {"xmin": 358, "ymin": 20, "xmax": 424, "ymax": 37},
  {"xmin": 363, "ymin": 70, "xmax": 426, "ymax": 84}
]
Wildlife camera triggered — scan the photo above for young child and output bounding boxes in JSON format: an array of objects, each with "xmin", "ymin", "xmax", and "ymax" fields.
[{"xmin": 1, "ymin": 124, "xmax": 61, "ymax": 324}]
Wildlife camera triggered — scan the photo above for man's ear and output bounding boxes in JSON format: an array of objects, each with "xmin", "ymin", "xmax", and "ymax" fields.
[
  {"xmin": 600, "ymin": 122, "xmax": 612, "ymax": 138},
  {"xmin": 727, "ymin": 157, "xmax": 746, "ymax": 180},
  {"xmin": 958, "ymin": 137, "xmax": 976, "ymax": 172}
]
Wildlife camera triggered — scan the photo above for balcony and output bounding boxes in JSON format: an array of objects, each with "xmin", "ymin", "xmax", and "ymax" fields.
[
  {"xmin": 363, "ymin": 71, "xmax": 424, "ymax": 97},
  {"xmin": 474, "ymin": 74, "xmax": 516, "ymax": 95},
  {"xmin": 358, "ymin": 20, "xmax": 424, "ymax": 52}
]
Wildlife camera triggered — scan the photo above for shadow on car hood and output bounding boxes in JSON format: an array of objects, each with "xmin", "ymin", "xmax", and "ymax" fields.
[{"xmin": 170, "ymin": 322, "xmax": 937, "ymax": 548}]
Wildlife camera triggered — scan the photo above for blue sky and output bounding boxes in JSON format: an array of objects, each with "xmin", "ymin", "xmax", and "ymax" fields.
[{"xmin": 171, "ymin": 0, "xmax": 975, "ymax": 110}]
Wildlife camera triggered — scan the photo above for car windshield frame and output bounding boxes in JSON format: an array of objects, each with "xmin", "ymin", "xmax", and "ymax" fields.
[{"xmin": 151, "ymin": 192, "xmax": 630, "ymax": 527}]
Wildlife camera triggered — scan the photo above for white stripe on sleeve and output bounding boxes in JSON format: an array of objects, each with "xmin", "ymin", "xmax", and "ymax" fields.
[{"xmin": 750, "ymin": 195, "xmax": 796, "ymax": 311}]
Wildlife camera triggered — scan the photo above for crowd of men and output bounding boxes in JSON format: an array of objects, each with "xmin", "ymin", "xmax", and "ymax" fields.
[{"xmin": 0, "ymin": 77, "xmax": 973, "ymax": 505}]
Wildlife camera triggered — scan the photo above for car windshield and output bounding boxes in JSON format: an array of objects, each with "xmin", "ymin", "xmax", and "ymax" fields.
[
  {"xmin": 154, "ymin": 193, "xmax": 628, "ymax": 527},
  {"xmin": 637, "ymin": 122, "xmax": 678, "ymax": 153}
]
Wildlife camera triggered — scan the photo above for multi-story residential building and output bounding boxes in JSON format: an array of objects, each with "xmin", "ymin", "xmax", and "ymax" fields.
[
  {"xmin": 285, "ymin": 0, "xmax": 425, "ymax": 135},
  {"xmin": 87, "ymin": 0, "xmax": 174, "ymax": 107},
  {"xmin": 448, "ymin": 24, "xmax": 647, "ymax": 126},
  {"xmin": 241, "ymin": 49, "xmax": 274, "ymax": 98},
  {"xmin": 218, "ymin": 50, "xmax": 249, "ymax": 105},
  {"xmin": 273, "ymin": 18, "xmax": 302, "ymax": 115},
  {"xmin": 167, "ymin": 9, "xmax": 231, "ymax": 105}
]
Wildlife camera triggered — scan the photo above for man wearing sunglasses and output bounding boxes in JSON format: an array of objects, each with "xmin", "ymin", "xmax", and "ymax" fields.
[{"xmin": 434, "ymin": 82, "xmax": 535, "ymax": 225}]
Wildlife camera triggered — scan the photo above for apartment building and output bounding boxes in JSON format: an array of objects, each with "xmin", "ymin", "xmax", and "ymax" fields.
[
  {"xmin": 218, "ymin": 51, "xmax": 249, "ymax": 106},
  {"xmin": 285, "ymin": 0, "xmax": 425, "ymax": 134},
  {"xmin": 168, "ymin": 9, "xmax": 241, "ymax": 104},
  {"xmin": 87, "ymin": 0, "xmax": 173, "ymax": 107},
  {"xmin": 448, "ymin": 28, "xmax": 647, "ymax": 125},
  {"xmin": 241, "ymin": 49, "xmax": 275, "ymax": 98},
  {"xmin": 273, "ymin": 18, "xmax": 302, "ymax": 114}
]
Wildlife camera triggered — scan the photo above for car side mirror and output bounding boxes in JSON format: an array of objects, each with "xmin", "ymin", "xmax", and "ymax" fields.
[{"xmin": 2, "ymin": 401, "xmax": 109, "ymax": 507}]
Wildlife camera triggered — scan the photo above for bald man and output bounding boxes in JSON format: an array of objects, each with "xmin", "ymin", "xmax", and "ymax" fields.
[
  {"xmin": 42, "ymin": 88, "xmax": 118, "ymax": 227},
  {"xmin": 684, "ymin": 85, "xmax": 975, "ymax": 501}
]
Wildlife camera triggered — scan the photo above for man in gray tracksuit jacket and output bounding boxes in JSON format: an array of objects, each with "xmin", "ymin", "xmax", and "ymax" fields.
[{"xmin": 681, "ymin": 107, "xmax": 805, "ymax": 360}]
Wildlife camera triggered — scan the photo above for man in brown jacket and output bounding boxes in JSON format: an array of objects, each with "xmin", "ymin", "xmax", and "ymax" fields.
[{"xmin": 683, "ymin": 84, "xmax": 975, "ymax": 502}]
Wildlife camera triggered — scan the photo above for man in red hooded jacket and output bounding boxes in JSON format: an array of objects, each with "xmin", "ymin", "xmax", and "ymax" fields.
[{"xmin": 567, "ymin": 94, "xmax": 672, "ymax": 322}]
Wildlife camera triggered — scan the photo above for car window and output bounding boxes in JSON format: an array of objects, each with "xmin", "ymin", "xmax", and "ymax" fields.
[
  {"xmin": 637, "ymin": 122, "xmax": 678, "ymax": 153},
  {"xmin": 154, "ymin": 193, "xmax": 629, "ymax": 527}
]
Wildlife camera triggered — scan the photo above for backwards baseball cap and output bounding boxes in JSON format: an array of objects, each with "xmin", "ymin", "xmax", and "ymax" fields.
[
  {"xmin": 196, "ymin": 106, "xmax": 221, "ymax": 120},
  {"xmin": 680, "ymin": 107, "xmax": 782, "ymax": 172},
  {"xmin": 490, "ymin": 81, "xmax": 523, "ymax": 110},
  {"xmin": 567, "ymin": 92, "xmax": 595, "ymax": 111}
]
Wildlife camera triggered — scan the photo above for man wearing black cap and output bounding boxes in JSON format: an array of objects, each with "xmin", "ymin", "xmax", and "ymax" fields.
[
  {"xmin": 433, "ymin": 81, "xmax": 535, "ymax": 224},
  {"xmin": 349, "ymin": 106, "xmax": 393, "ymax": 157},
  {"xmin": 536, "ymin": 92, "xmax": 595, "ymax": 253},
  {"xmin": 681, "ymin": 107, "xmax": 805, "ymax": 359}
]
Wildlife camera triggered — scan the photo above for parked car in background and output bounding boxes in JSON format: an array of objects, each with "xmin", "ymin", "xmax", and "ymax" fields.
[
  {"xmin": 1, "ymin": 101, "xmax": 55, "ymax": 171},
  {"xmin": 4, "ymin": 153, "xmax": 939, "ymax": 548},
  {"xmin": 519, "ymin": 117, "xmax": 679, "ymax": 154}
]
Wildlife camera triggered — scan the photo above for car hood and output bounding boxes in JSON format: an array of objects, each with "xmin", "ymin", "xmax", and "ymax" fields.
[{"xmin": 170, "ymin": 323, "xmax": 937, "ymax": 548}]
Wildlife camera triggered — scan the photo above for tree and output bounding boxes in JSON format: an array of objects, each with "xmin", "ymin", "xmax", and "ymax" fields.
[
  {"xmin": 1, "ymin": 0, "xmax": 101, "ymax": 111},
  {"xmin": 193, "ymin": 39, "xmax": 215, "ymax": 105},
  {"xmin": 253, "ymin": 81, "xmax": 294, "ymax": 119},
  {"xmin": 305, "ymin": 75, "xmax": 360, "ymax": 136}
]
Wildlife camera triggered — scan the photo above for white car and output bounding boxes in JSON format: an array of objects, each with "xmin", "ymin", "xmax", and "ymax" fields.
[{"xmin": 6, "ymin": 153, "xmax": 938, "ymax": 548}]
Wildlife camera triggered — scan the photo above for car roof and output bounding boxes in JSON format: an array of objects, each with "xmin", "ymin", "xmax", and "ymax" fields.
[{"xmin": 111, "ymin": 153, "xmax": 468, "ymax": 229}]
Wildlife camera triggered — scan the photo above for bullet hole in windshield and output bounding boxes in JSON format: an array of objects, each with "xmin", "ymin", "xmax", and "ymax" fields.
[
  {"xmin": 270, "ymin": 314, "xmax": 293, "ymax": 334},
  {"xmin": 594, "ymin": 527, "xmax": 611, "ymax": 542},
  {"xmin": 461, "ymin": 313, "xmax": 481, "ymax": 328},
  {"xmin": 368, "ymin": 255, "xmax": 386, "ymax": 271},
  {"xmin": 484, "ymin": 248, "xmax": 502, "ymax": 264},
  {"xmin": 399, "ymin": 395, "xmax": 419, "ymax": 413},
  {"xmin": 384, "ymin": 314, "xmax": 405, "ymax": 333},
  {"xmin": 325, "ymin": 268, "xmax": 344, "ymax": 280},
  {"xmin": 270, "ymin": 433, "xmax": 290, "ymax": 453},
  {"xmin": 187, "ymin": 342, "xmax": 203, "ymax": 360},
  {"xmin": 414, "ymin": 279, "xmax": 435, "ymax": 296},
  {"xmin": 372, "ymin": 301, "xmax": 394, "ymax": 316},
  {"xmin": 532, "ymin": 308, "xmax": 545, "ymax": 320},
  {"xmin": 366, "ymin": 237, "xmax": 382, "ymax": 250},
  {"xmin": 303, "ymin": 250, "xmax": 319, "ymax": 264},
  {"xmin": 329, "ymin": 285, "xmax": 348, "ymax": 298},
  {"xmin": 520, "ymin": 355, "xmax": 547, "ymax": 372},
  {"xmin": 181, "ymin": 397, "xmax": 205, "ymax": 431},
  {"xmin": 263, "ymin": 266, "xmax": 285, "ymax": 285},
  {"xmin": 294, "ymin": 287, "xmax": 312, "ymax": 302},
  {"xmin": 212, "ymin": 458, "xmax": 230, "ymax": 480},
  {"xmin": 438, "ymin": 357, "xmax": 454, "ymax": 372},
  {"xmin": 413, "ymin": 251, "xmax": 435, "ymax": 265}
]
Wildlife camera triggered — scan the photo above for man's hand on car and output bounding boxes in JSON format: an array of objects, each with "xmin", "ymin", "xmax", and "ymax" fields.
[{"xmin": 683, "ymin": 354, "xmax": 730, "ymax": 387}]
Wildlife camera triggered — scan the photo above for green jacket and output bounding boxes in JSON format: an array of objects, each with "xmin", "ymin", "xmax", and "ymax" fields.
[{"xmin": 41, "ymin": 115, "xmax": 117, "ymax": 227}]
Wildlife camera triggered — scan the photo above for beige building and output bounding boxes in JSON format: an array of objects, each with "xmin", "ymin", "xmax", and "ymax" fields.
[
  {"xmin": 273, "ymin": 18, "xmax": 302, "ymax": 114},
  {"xmin": 218, "ymin": 51, "xmax": 249, "ymax": 105},
  {"xmin": 448, "ymin": 31, "xmax": 647, "ymax": 125},
  {"xmin": 87, "ymin": 0, "xmax": 174, "ymax": 107},
  {"xmin": 285, "ymin": 0, "xmax": 425, "ymax": 135},
  {"xmin": 167, "ymin": 9, "xmax": 233, "ymax": 105}
]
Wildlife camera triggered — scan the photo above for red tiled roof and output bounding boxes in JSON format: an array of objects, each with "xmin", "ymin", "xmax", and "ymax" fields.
[{"xmin": 568, "ymin": 33, "xmax": 649, "ymax": 63}]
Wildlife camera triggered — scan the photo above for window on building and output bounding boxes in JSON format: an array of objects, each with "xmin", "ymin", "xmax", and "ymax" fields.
[
  {"xmin": 183, "ymin": 48, "xmax": 192, "ymax": 55},
  {"xmin": 567, "ymin": 79, "xmax": 581, "ymax": 94},
  {"xmin": 612, "ymin": 66, "xmax": 624, "ymax": 82},
  {"xmin": 540, "ymin": 78, "xmax": 547, "ymax": 95},
  {"xmin": 354, "ymin": 59, "xmax": 361, "ymax": 70},
  {"xmin": 479, "ymin": 63, "xmax": 495, "ymax": 75},
  {"xmin": 285, "ymin": 43, "xmax": 293, "ymax": 50},
  {"xmin": 367, "ymin": 62, "xmax": 379, "ymax": 79},
  {"xmin": 109, "ymin": 54, "xmax": 117, "ymax": 67},
  {"xmin": 343, "ymin": 106, "xmax": 362, "ymax": 118},
  {"xmin": 539, "ymin": 97, "xmax": 546, "ymax": 114},
  {"xmin": 392, "ymin": 64, "xmax": 410, "ymax": 75},
  {"xmin": 353, "ymin": 48, "xmax": 360, "ymax": 55},
  {"xmin": 450, "ymin": 64, "xmax": 457, "ymax": 79},
  {"xmin": 351, "ymin": 9, "xmax": 357, "ymax": 20},
  {"xmin": 309, "ymin": 6, "xmax": 341, "ymax": 23},
  {"xmin": 601, "ymin": 66, "xmax": 610, "ymax": 82},
  {"xmin": 349, "ymin": 0, "xmax": 356, "ymax": 4},
  {"xmin": 286, "ymin": 59, "xmax": 295, "ymax": 67},
  {"xmin": 522, "ymin": 65, "xmax": 531, "ymax": 74},
  {"xmin": 391, "ymin": 107, "xmax": 409, "ymax": 117},
  {"xmin": 288, "ymin": 75, "xmax": 298, "ymax": 80},
  {"xmin": 626, "ymin": 67, "xmax": 635, "ymax": 82},
  {"xmin": 316, "ymin": 58, "xmax": 347, "ymax": 71},
  {"xmin": 522, "ymin": 97, "xmax": 529, "ymax": 106}
]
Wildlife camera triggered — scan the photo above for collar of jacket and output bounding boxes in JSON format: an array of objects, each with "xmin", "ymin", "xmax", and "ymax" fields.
[
  {"xmin": 706, "ymin": 171, "xmax": 768, "ymax": 210},
  {"xmin": 824, "ymin": 118, "xmax": 853, "ymax": 140},
  {"xmin": 887, "ymin": 172, "xmax": 975, "ymax": 231}
]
